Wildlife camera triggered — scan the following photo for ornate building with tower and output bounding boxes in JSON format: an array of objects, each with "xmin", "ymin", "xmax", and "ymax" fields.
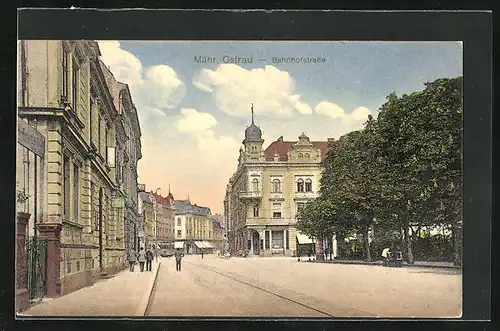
[{"xmin": 224, "ymin": 105, "xmax": 333, "ymax": 257}]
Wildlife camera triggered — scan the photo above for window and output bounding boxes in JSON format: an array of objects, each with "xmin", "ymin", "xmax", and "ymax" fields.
[
  {"xmin": 304, "ymin": 153, "xmax": 310, "ymax": 161},
  {"xmin": 272, "ymin": 179, "xmax": 281, "ymax": 193},
  {"xmin": 265, "ymin": 231, "xmax": 270, "ymax": 250},
  {"xmin": 177, "ymin": 218, "xmax": 181, "ymax": 226},
  {"xmin": 63, "ymin": 155, "xmax": 70, "ymax": 218},
  {"xmin": 297, "ymin": 178, "xmax": 304, "ymax": 192},
  {"xmin": 90, "ymin": 96, "xmax": 94, "ymax": 138},
  {"xmin": 298, "ymin": 153, "xmax": 303, "ymax": 161},
  {"xmin": 297, "ymin": 202, "xmax": 306, "ymax": 214},
  {"xmin": 177, "ymin": 230, "xmax": 182, "ymax": 237},
  {"xmin": 305, "ymin": 178, "xmax": 312, "ymax": 192},
  {"xmin": 72, "ymin": 59, "xmax": 79, "ymax": 112},
  {"xmin": 62, "ymin": 46, "xmax": 69, "ymax": 98},
  {"xmin": 272, "ymin": 203, "xmax": 282, "ymax": 219},
  {"xmin": 73, "ymin": 163, "xmax": 79, "ymax": 222},
  {"xmin": 105, "ymin": 125, "xmax": 109, "ymax": 162},
  {"xmin": 252, "ymin": 178, "xmax": 259, "ymax": 192},
  {"xmin": 253, "ymin": 204, "xmax": 259, "ymax": 218},
  {"xmin": 97, "ymin": 115, "xmax": 101, "ymax": 152}
]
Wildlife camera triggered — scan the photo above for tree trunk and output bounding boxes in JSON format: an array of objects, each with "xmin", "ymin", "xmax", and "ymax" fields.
[
  {"xmin": 403, "ymin": 219, "xmax": 414, "ymax": 264},
  {"xmin": 451, "ymin": 217, "xmax": 462, "ymax": 266},
  {"xmin": 363, "ymin": 226, "xmax": 372, "ymax": 262},
  {"xmin": 315, "ymin": 236, "xmax": 324, "ymax": 261},
  {"xmin": 336, "ymin": 232, "xmax": 344, "ymax": 259}
]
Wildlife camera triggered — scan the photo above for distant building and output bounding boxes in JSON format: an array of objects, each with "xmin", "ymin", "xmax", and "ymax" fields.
[
  {"xmin": 211, "ymin": 214, "xmax": 225, "ymax": 252},
  {"xmin": 138, "ymin": 187, "xmax": 154, "ymax": 249},
  {"xmin": 224, "ymin": 106, "xmax": 333, "ymax": 257},
  {"xmin": 152, "ymin": 191, "xmax": 175, "ymax": 247},
  {"xmin": 174, "ymin": 200, "xmax": 214, "ymax": 254}
]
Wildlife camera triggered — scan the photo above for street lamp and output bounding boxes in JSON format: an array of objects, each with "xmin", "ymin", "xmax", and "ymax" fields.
[{"xmin": 154, "ymin": 188, "xmax": 161, "ymax": 262}]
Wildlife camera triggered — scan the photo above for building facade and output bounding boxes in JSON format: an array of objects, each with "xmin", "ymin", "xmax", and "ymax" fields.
[
  {"xmin": 173, "ymin": 200, "xmax": 214, "ymax": 254},
  {"xmin": 224, "ymin": 110, "xmax": 330, "ymax": 257},
  {"xmin": 17, "ymin": 40, "xmax": 142, "ymax": 300},
  {"xmin": 138, "ymin": 187, "xmax": 154, "ymax": 249},
  {"xmin": 153, "ymin": 191, "xmax": 175, "ymax": 247},
  {"xmin": 211, "ymin": 214, "xmax": 225, "ymax": 253},
  {"xmin": 100, "ymin": 61, "xmax": 142, "ymax": 255}
]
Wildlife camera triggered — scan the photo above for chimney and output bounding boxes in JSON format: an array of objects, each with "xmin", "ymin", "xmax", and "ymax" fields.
[
  {"xmin": 327, "ymin": 138, "xmax": 335, "ymax": 142},
  {"xmin": 277, "ymin": 136, "xmax": 283, "ymax": 142}
]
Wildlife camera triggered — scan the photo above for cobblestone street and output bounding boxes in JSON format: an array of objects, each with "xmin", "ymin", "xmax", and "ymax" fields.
[{"xmin": 148, "ymin": 255, "xmax": 462, "ymax": 318}]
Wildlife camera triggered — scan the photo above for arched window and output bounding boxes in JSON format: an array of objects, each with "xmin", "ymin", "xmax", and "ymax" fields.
[
  {"xmin": 298, "ymin": 153, "xmax": 304, "ymax": 161},
  {"xmin": 304, "ymin": 153, "xmax": 310, "ymax": 161},
  {"xmin": 252, "ymin": 178, "xmax": 259, "ymax": 192},
  {"xmin": 272, "ymin": 179, "xmax": 281, "ymax": 193},
  {"xmin": 297, "ymin": 178, "xmax": 304, "ymax": 192},
  {"xmin": 305, "ymin": 178, "xmax": 312, "ymax": 192}
]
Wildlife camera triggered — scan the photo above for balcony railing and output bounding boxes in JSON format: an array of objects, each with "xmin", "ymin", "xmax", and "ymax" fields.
[
  {"xmin": 245, "ymin": 218, "xmax": 295, "ymax": 226},
  {"xmin": 239, "ymin": 191, "xmax": 262, "ymax": 199}
]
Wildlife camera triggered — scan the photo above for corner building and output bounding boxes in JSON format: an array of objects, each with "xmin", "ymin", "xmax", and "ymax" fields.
[
  {"xmin": 16, "ymin": 40, "xmax": 143, "ymax": 297},
  {"xmin": 224, "ymin": 113, "xmax": 329, "ymax": 257}
]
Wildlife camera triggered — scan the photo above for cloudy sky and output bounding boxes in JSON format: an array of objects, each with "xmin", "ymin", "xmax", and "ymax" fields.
[{"xmin": 97, "ymin": 41, "xmax": 462, "ymax": 214}]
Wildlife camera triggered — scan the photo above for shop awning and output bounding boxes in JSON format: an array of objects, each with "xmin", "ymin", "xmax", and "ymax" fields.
[
  {"xmin": 202, "ymin": 241, "xmax": 214, "ymax": 248},
  {"xmin": 193, "ymin": 241, "xmax": 204, "ymax": 248},
  {"xmin": 174, "ymin": 241, "xmax": 185, "ymax": 249},
  {"xmin": 296, "ymin": 232, "xmax": 315, "ymax": 244}
]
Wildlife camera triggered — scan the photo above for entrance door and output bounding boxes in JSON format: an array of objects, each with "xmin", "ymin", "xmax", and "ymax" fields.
[{"xmin": 252, "ymin": 231, "xmax": 260, "ymax": 256}]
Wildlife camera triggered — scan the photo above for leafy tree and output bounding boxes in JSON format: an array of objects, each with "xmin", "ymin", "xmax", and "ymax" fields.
[{"xmin": 376, "ymin": 77, "xmax": 463, "ymax": 264}]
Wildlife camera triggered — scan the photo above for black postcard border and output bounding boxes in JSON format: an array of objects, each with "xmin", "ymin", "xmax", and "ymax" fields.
[{"xmin": 3, "ymin": 8, "xmax": 494, "ymax": 331}]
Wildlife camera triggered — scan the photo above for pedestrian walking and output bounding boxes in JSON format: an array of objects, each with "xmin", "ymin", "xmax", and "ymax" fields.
[
  {"xmin": 146, "ymin": 247, "xmax": 154, "ymax": 271},
  {"xmin": 138, "ymin": 247, "xmax": 147, "ymax": 272},
  {"xmin": 381, "ymin": 247, "xmax": 390, "ymax": 266},
  {"xmin": 201, "ymin": 250, "xmax": 204, "ymax": 259},
  {"xmin": 175, "ymin": 249, "xmax": 184, "ymax": 271},
  {"xmin": 127, "ymin": 249, "xmax": 137, "ymax": 272}
]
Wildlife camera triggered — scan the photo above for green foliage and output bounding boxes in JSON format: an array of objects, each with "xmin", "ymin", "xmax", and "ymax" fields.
[{"xmin": 297, "ymin": 76, "xmax": 463, "ymax": 262}]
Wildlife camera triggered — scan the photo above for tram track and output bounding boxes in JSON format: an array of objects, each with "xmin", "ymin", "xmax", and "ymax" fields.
[
  {"xmin": 146, "ymin": 259, "xmax": 377, "ymax": 317},
  {"xmin": 179, "ymin": 261, "xmax": 336, "ymax": 317}
]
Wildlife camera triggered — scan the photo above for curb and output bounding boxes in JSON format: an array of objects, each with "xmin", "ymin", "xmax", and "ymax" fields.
[
  {"xmin": 302, "ymin": 259, "xmax": 461, "ymax": 269},
  {"xmin": 135, "ymin": 261, "xmax": 162, "ymax": 316}
]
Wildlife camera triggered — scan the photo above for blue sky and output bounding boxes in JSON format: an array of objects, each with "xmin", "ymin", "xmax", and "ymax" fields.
[{"xmin": 98, "ymin": 41, "xmax": 462, "ymax": 213}]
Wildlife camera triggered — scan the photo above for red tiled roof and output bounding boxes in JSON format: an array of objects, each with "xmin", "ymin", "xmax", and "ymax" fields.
[
  {"xmin": 264, "ymin": 141, "xmax": 330, "ymax": 162},
  {"xmin": 153, "ymin": 193, "xmax": 174, "ymax": 207}
]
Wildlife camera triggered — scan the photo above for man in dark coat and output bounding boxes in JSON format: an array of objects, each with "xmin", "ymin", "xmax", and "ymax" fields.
[
  {"xmin": 146, "ymin": 247, "xmax": 154, "ymax": 271},
  {"xmin": 175, "ymin": 249, "xmax": 184, "ymax": 271}
]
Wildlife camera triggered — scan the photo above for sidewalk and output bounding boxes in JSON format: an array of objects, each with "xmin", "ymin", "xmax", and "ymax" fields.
[
  {"xmin": 303, "ymin": 258, "xmax": 460, "ymax": 269},
  {"xmin": 18, "ymin": 259, "xmax": 162, "ymax": 317}
]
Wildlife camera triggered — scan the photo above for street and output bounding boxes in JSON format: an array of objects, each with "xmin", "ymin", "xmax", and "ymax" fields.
[{"xmin": 148, "ymin": 255, "xmax": 462, "ymax": 318}]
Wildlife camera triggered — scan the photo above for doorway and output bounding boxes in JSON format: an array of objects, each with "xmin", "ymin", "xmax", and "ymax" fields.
[{"xmin": 252, "ymin": 231, "xmax": 260, "ymax": 256}]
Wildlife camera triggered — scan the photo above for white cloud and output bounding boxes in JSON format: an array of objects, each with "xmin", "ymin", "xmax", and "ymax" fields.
[
  {"xmin": 315, "ymin": 101, "xmax": 345, "ymax": 119},
  {"xmin": 176, "ymin": 108, "xmax": 217, "ymax": 132},
  {"xmin": 98, "ymin": 41, "xmax": 185, "ymax": 110},
  {"xmin": 193, "ymin": 64, "xmax": 312, "ymax": 119},
  {"xmin": 315, "ymin": 102, "xmax": 374, "ymax": 135},
  {"xmin": 351, "ymin": 106, "xmax": 371, "ymax": 121},
  {"xmin": 98, "ymin": 40, "xmax": 143, "ymax": 86}
]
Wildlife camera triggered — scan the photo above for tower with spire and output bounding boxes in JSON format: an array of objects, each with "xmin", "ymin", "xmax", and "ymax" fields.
[{"xmin": 243, "ymin": 103, "xmax": 264, "ymax": 162}]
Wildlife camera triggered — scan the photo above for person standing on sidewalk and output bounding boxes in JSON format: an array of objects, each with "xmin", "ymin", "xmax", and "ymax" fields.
[
  {"xmin": 201, "ymin": 250, "xmax": 204, "ymax": 259},
  {"xmin": 175, "ymin": 249, "xmax": 184, "ymax": 271},
  {"xmin": 146, "ymin": 246, "xmax": 154, "ymax": 271},
  {"xmin": 138, "ymin": 247, "xmax": 147, "ymax": 272},
  {"xmin": 127, "ymin": 249, "xmax": 137, "ymax": 272}
]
